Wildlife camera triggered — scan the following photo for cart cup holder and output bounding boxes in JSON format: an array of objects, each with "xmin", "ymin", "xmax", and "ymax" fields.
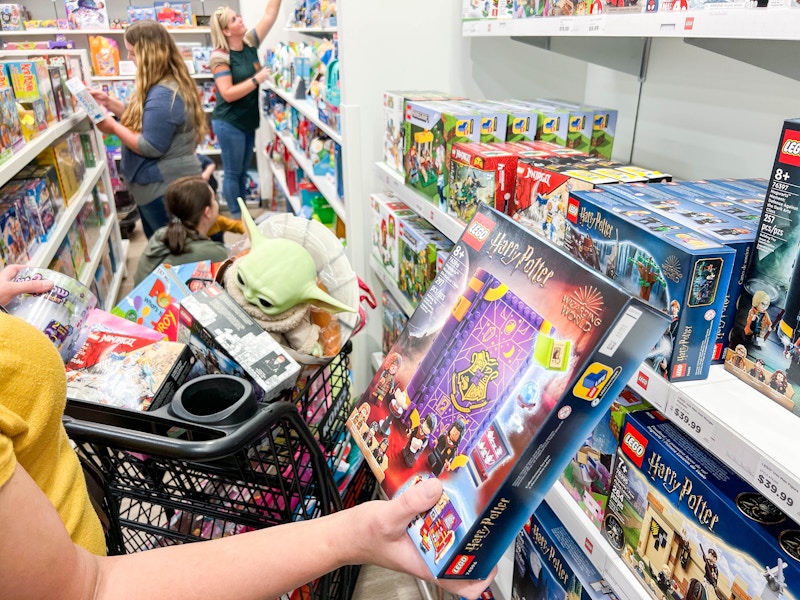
[{"xmin": 170, "ymin": 375, "xmax": 256, "ymax": 426}]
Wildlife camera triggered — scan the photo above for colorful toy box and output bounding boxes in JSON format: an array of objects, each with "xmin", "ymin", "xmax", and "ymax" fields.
[
  {"xmin": 477, "ymin": 101, "xmax": 539, "ymax": 142},
  {"xmin": 347, "ymin": 204, "xmax": 669, "ymax": 579},
  {"xmin": 403, "ymin": 100, "xmax": 481, "ymax": 207},
  {"xmin": 397, "ymin": 216, "xmax": 453, "ymax": 308},
  {"xmin": 649, "ymin": 181, "xmax": 762, "ymax": 224},
  {"xmin": 382, "ymin": 290, "xmax": 408, "ymax": 356},
  {"xmin": 64, "ymin": 0, "xmax": 109, "ymax": 29},
  {"xmin": 616, "ymin": 165, "xmax": 673, "ymax": 183},
  {"xmin": 560, "ymin": 385, "xmax": 652, "ymax": 529},
  {"xmin": 154, "ymin": 2, "xmax": 193, "ymax": 27},
  {"xmin": 726, "ymin": 119, "xmax": 800, "ymax": 415},
  {"xmin": 0, "ymin": 4, "xmax": 26, "ymax": 30},
  {"xmin": 534, "ymin": 99, "xmax": 594, "ymax": 154},
  {"xmin": 371, "ymin": 192, "xmax": 415, "ymax": 281},
  {"xmin": 447, "ymin": 142, "xmax": 519, "ymax": 222},
  {"xmin": 178, "ymin": 283, "xmax": 301, "ymax": 402},
  {"xmin": 541, "ymin": 100, "xmax": 618, "ymax": 160},
  {"xmin": 5, "ymin": 59, "xmax": 56, "ymax": 124},
  {"xmin": 510, "ymin": 100, "xmax": 571, "ymax": 148},
  {"xmin": 566, "ymin": 187, "xmax": 735, "ymax": 382},
  {"xmin": 603, "ymin": 409, "xmax": 800, "ymax": 600},
  {"xmin": 513, "ymin": 503, "xmax": 613, "ymax": 600},
  {"xmin": 450, "ymin": 100, "xmax": 509, "ymax": 144},
  {"xmin": 512, "ymin": 0, "xmax": 548, "ymax": 17},
  {"xmin": 0, "ymin": 86, "xmax": 23, "ymax": 164}
]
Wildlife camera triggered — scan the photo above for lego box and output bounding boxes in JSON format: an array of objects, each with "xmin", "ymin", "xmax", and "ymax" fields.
[
  {"xmin": 447, "ymin": 142, "xmax": 519, "ymax": 221},
  {"xmin": 371, "ymin": 192, "xmax": 415, "ymax": 282},
  {"xmin": 566, "ymin": 188, "xmax": 735, "ymax": 382},
  {"xmin": 346, "ymin": 204, "xmax": 669, "ymax": 579},
  {"xmin": 603, "ymin": 409, "xmax": 800, "ymax": 600}
]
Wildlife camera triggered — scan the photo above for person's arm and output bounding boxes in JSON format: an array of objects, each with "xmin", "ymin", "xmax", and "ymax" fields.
[
  {"xmin": 88, "ymin": 87, "xmax": 125, "ymax": 118},
  {"xmin": 252, "ymin": 0, "xmax": 281, "ymax": 45},
  {"xmin": 208, "ymin": 215, "xmax": 245, "ymax": 237},
  {"xmin": 0, "ymin": 464, "xmax": 495, "ymax": 600},
  {"xmin": 211, "ymin": 51, "xmax": 270, "ymax": 104},
  {"xmin": 200, "ymin": 159, "xmax": 217, "ymax": 182},
  {"xmin": 0, "ymin": 264, "xmax": 54, "ymax": 305}
]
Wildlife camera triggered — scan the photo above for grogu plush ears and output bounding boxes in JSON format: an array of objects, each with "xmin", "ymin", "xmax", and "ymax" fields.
[{"xmin": 234, "ymin": 198, "xmax": 355, "ymax": 316}]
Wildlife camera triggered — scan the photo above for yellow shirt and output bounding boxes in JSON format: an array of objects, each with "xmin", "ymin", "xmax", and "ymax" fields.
[{"xmin": 0, "ymin": 312, "xmax": 106, "ymax": 555}]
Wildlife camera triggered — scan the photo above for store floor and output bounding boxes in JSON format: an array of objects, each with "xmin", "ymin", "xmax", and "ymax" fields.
[{"xmin": 118, "ymin": 217, "xmax": 427, "ymax": 600}]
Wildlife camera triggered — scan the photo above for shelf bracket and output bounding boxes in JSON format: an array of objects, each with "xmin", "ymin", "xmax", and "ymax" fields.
[
  {"xmin": 511, "ymin": 36, "xmax": 651, "ymax": 81},
  {"xmin": 684, "ymin": 38, "xmax": 800, "ymax": 81}
]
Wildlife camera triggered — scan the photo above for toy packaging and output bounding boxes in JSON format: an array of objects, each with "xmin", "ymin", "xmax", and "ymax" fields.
[
  {"xmin": 512, "ymin": 0, "xmax": 548, "ymax": 17},
  {"xmin": 154, "ymin": 2, "xmax": 194, "ymax": 27},
  {"xmin": 0, "ymin": 86, "xmax": 24, "ymax": 164},
  {"xmin": 560, "ymin": 385, "xmax": 652, "ymax": 529},
  {"xmin": 5, "ymin": 59, "xmax": 57, "ymax": 124},
  {"xmin": 397, "ymin": 216, "xmax": 453, "ymax": 308},
  {"xmin": 447, "ymin": 142, "xmax": 518, "ymax": 221},
  {"xmin": 510, "ymin": 100, "xmax": 571, "ymax": 148},
  {"xmin": 66, "ymin": 77, "xmax": 106, "ymax": 124},
  {"xmin": 89, "ymin": 35, "xmax": 120, "ymax": 77},
  {"xmin": 603, "ymin": 409, "xmax": 800, "ymax": 600},
  {"xmin": 534, "ymin": 99, "xmax": 594, "ymax": 154},
  {"xmin": 0, "ymin": 4, "xmax": 26, "ymax": 30},
  {"xmin": 382, "ymin": 290, "xmax": 408, "ymax": 355},
  {"xmin": 652, "ymin": 181, "xmax": 762, "ymax": 224},
  {"xmin": 178, "ymin": 283, "xmax": 301, "ymax": 402},
  {"xmin": 64, "ymin": 0, "xmax": 109, "ymax": 29},
  {"xmin": 725, "ymin": 119, "xmax": 800, "ymax": 415},
  {"xmin": 513, "ymin": 503, "xmax": 615, "ymax": 600},
  {"xmin": 540, "ymin": 99, "xmax": 618, "ymax": 160},
  {"xmin": 128, "ymin": 5, "xmax": 156, "ymax": 21},
  {"xmin": 347, "ymin": 203, "xmax": 669, "ymax": 579},
  {"xmin": 371, "ymin": 192, "xmax": 416, "ymax": 281},
  {"xmin": 451, "ymin": 100, "xmax": 509, "ymax": 144}
]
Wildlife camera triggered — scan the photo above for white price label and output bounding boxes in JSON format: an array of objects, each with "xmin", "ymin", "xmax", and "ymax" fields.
[
  {"xmin": 587, "ymin": 16, "xmax": 605, "ymax": 33},
  {"xmin": 558, "ymin": 18, "xmax": 574, "ymax": 33},
  {"xmin": 668, "ymin": 393, "xmax": 715, "ymax": 446},
  {"xmin": 755, "ymin": 460, "xmax": 800, "ymax": 521}
]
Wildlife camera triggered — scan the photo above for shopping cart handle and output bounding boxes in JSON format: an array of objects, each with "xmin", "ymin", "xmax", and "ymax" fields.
[{"xmin": 63, "ymin": 401, "xmax": 313, "ymax": 461}]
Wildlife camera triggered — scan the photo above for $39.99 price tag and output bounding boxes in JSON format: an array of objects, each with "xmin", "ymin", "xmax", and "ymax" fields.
[
  {"xmin": 668, "ymin": 392, "xmax": 715, "ymax": 447},
  {"xmin": 755, "ymin": 460, "xmax": 800, "ymax": 522}
]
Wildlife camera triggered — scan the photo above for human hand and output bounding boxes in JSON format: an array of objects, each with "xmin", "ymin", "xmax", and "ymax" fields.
[
  {"xmin": 95, "ymin": 115, "xmax": 117, "ymax": 135},
  {"xmin": 87, "ymin": 86, "xmax": 112, "ymax": 109},
  {"xmin": 255, "ymin": 66, "xmax": 271, "ymax": 85},
  {"xmin": 0, "ymin": 265, "xmax": 54, "ymax": 306},
  {"xmin": 348, "ymin": 477, "xmax": 496, "ymax": 600}
]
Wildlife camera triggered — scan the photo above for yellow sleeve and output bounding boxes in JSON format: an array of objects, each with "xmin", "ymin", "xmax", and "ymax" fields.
[
  {"xmin": 0, "ymin": 404, "xmax": 24, "ymax": 491},
  {"xmin": 208, "ymin": 215, "xmax": 245, "ymax": 237}
]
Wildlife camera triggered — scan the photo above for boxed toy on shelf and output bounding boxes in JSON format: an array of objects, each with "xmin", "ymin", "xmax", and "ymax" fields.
[
  {"xmin": 382, "ymin": 290, "xmax": 408, "ymax": 355},
  {"xmin": 726, "ymin": 119, "xmax": 800, "ymax": 414},
  {"xmin": 447, "ymin": 142, "xmax": 518, "ymax": 221},
  {"xmin": 347, "ymin": 204, "xmax": 670, "ymax": 579},
  {"xmin": 371, "ymin": 192, "xmax": 415, "ymax": 281},
  {"xmin": 64, "ymin": 0, "xmax": 109, "ymax": 29},
  {"xmin": 602, "ymin": 409, "xmax": 800, "ymax": 600}
]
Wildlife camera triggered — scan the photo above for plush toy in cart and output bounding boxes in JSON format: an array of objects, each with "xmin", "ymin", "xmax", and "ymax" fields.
[{"xmin": 220, "ymin": 197, "xmax": 361, "ymax": 364}]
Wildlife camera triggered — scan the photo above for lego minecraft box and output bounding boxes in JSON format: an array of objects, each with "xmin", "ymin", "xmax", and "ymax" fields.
[
  {"xmin": 566, "ymin": 187, "xmax": 735, "ymax": 382},
  {"xmin": 346, "ymin": 204, "xmax": 669, "ymax": 579},
  {"xmin": 726, "ymin": 119, "xmax": 800, "ymax": 415},
  {"xmin": 603, "ymin": 409, "xmax": 800, "ymax": 600}
]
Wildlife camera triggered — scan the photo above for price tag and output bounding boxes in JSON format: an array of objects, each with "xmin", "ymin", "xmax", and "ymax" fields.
[
  {"xmin": 754, "ymin": 460, "xmax": 800, "ymax": 522},
  {"xmin": 558, "ymin": 17, "xmax": 574, "ymax": 33},
  {"xmin": 587, "ymin": 16, "xmax": 605, "ymax": 33},
  {"xmin": 667, "ymin": 392, "xmax": 715, "ymax": 447}
]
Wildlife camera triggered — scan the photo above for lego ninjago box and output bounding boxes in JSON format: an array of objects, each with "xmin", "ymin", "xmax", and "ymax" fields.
[
  {"xmin": 603, "ymin": 409, "xmax": 800, "ymax": 600},
  {"xmin": 346, "ymin": 204, "xmax": 669, "ymax": 579}
]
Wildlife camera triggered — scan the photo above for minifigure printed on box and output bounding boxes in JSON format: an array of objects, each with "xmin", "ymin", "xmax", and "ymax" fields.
[{"xmin": 447, "ymin": 143, "xmax": 518, "ymax": 222}]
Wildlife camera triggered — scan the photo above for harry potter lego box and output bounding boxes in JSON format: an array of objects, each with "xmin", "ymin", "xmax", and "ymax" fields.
[{"xmin": 347, "ymin": 204, "xmax": 669, "ymax": 579}]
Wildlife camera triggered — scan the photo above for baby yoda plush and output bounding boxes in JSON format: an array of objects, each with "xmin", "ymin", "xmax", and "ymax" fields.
[{"xmin": 223, "ymin": 198, "xmax": 355, "ymax": 357}]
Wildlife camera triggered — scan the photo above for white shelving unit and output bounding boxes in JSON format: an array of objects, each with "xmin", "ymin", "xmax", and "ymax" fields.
[
  {"xmin": 263, "ymin": 80, "xmax": 342, "ymax": 144},
  {"xmin": 264, "ymin": 158, "xmax": 300, "ymax": 214},
  {"xmin": 368, "ymin": 255, "xmax": 415, "ymax": 317},
  {"xmin": 0, "ymin": 27, "xmax": 211, "ymax": 36}
]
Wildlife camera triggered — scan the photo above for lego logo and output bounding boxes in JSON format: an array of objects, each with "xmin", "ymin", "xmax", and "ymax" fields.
[
  {"xmin": 779, "ymin": 130, "xmax": 800, "ymax": 168},
  {"xmin": 636, "ymin": 371, "xmax": 649, "ymax": 389},
  {"xmin": 463, "ymin": 212, "xmax": 496, "ymax": 251},
  {"xmin": 567, "ymin": 198, "xmax": 580, "ymax": 224},
  {"xmin": 448, "ymin": 554, "xmax": 474, "ymax": 575},
  {"xmin": 468, "ymin": 223, "xmax": 490, "ymax": 241},
  {"xmin": 783, "ymin": 139, "xmax": 800, "ymax": 156},
  {"xmin": 623, "ymin": 433, "xmax": 644, "ymax": 457}
]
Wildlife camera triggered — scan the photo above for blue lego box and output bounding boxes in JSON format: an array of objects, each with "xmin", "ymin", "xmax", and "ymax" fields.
[
  {"xmin": 600, "ymin": 182, "xmax": 757, "ymax": 364},
  {"xmin": 566, "ymin": 187, "xmax": 735, "ymax": 381},
  {"xmin": 645, "ymin": 181, "xmax": 762, "ymax": 225},
  {"xmin": 678, "ymin": 179, "xmax": 767, "ymax": 214},
  {"xmin": 346, "ymin": 203, "xmax": 669, "ymax": 579},
  {"xmin": 513, "ymin": 502, "xmax": 614, "ymax": 600},
  {"xmin": 603, "ymin": 408, "xmax": 800, "ymax": 600}
]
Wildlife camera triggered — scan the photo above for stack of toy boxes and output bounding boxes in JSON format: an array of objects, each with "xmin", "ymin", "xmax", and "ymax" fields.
[
  {"xmin": 649, "ymin": 180, "xmax": 763, "ymax": 225},
  {"xmin": 601, "ymin": 182, "xmax": 757, "ymax": 364},
  {"xmin": 539, "ymin": 99, "xmax": 618, "ymax": 160},
  {"xmin": 383, "ymin": 91, "xmax": 463, "ymax": 176},
  {"xmin": 403, "ymin": 100, "xmax": 481, "ymax": 209},
  {"xmin": 474, "ymin": 101, "xmax": 539, "ymax": 142},
  {"xmin": 37, "ymin": 133, "xmax": 86, "ymax": 204},
  {"xmin": 371, "ymin": 192, "xmax": 416, "ymax": 281},
  {"xmin": 603, "ymin": 409, "xmax": 800, "ymax": 600},
  {"xmin": 5, "ymin": 59, "xmax": 57, "ymax": 133},
  {"xmin": 0, "ymin": 182, "xmax": 32, "ymax": 265},
  {"xmin": 510, "ymin": 0, "xmax": 547, "ymax": 17},
  {"xmin": 509, "ymin": 99, "xmax": 571, "ymax": 148},
  {"xmin": 528, "ymin": 99, "xmax": 594, "ymax": 154},
  {"xmin": 447, "ymin": 142, "xmax": 518, "ymax": 222},
  {"xmin": 725, "ymin": 119, "xmax": 800, "ymax": 415},
  {"xmin": 566, "ymin": 187, "xmax": 735, "ymax": 382},
  {"xmin": 560, "ymin": 386, "xmax": 652, "ymax": 529},
  {"xmin": 397, "ymin": 215, "xmax": 453, "ymax": 308},
  {"xmin": 381, "ymin": 290, "xmax": 408, "ymax": 355},
  {"xmin": 449, "ymin": 100, "xmax": 509, "ymax": 144},
  {"xmin": 0, "ymin": 83, "xmax": 24, "ymax": 164},
  {"xmin": 674, "ymin": 178, "xmax": 767, "ymax": 216},
  {"xmin": 347, "ymin": 203, "xmax": 669, "ymax": 579},
  {"xmin": 513, "ymin": 503, "xmax": 612, "ymax": 600}
]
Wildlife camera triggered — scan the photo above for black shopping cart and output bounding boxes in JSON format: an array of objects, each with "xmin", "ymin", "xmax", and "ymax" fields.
[{"xmin": 63, "ymin": 363, "xmax": 357, "ymax": 600}]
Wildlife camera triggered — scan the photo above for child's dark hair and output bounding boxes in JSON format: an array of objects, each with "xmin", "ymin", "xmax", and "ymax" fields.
[{"xmin": 164, "ymin": 176, "xmax": 214, "ymax": 255}]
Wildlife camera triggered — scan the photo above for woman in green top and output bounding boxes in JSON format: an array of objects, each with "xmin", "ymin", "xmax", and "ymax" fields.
[
  {"xmin": 134, "ymin": 176, "xmax": 229, "ymax": 285},
  {"xmin": 210, "ymin": 1, "xmax": 281, "ymax": 218}
]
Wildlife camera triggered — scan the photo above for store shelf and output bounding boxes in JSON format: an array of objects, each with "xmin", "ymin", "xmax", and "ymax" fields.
[
  {"xmin": 627, "ymin": 362, "xmax": 800, "ymax": 523},
  {"xmin": 105, "ymin": 238, "xmax": 129, "ymax": 311},
  {"xmin": 80, "ymin": 212, "xmax": 117, "ymax": 288},
  {"xmin": 0, "ymin": 111, "xmax": 88, "ymax": 189},
  {"xmin": 265, "ymin": 158, "xmax": 301, "ymax": 214},
  {"xmin": 369, "ymin": 255, "xmax": 415, "ymax": 318},
  {"xmin": 263, "ymin": 80, "xmax": 342, "ymax": 145},
  {"xmin": 374, "ymin": 162, "xmax": 465, "ymax": 244},
  {"xmin": 0, "ymin": 27, "xmax": 211, "ymax": 36},
  {"xmin": 462, "ymin": 9, "xmax": 800, "ymax": 40},
  {"xmin": 27, "ymin": 163, "xmax": 103, "ymax": 268},
  {"xmin": 285, "ymin": 25, "xmax": 338, "ymax": 35}
]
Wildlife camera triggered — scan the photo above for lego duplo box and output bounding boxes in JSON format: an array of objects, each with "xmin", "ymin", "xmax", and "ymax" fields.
[
  {"xmin": 513, "ymin": 503, "xmax": 612, "ymax": 600},
  {"xmin": 603, "ymin": 409, "xmax": 800, "ymax": 600},
  {"xmin": 560, "ymin": 385, "xmax": 652, "ymax": 529},
  {"xmin": 371, "ymin": 192, "xmax": 415, "ymax": 282},
  {"xmin": 403, "ymin": 100, "xmax": 481, "ymax": 207},
  {"xmin": 601, "ymin": 182, "xmax": 757, "ymax": 364},
  {"xmin": 566, "ymin": 187, "xmax": 735, "ymax": 382},
  {"xmin": 726, "ymin": 119, "xmax": 800, "ymax": 416},
  {"xmin": 447, "ymin": 142, "xmax": 518, "ymax": 221},
  {"xmin": 178, "ymin": 283, "xmax": 301, "ymax": 402},
  {"xmin": 346, "ymin": 203, "xmax": 669, "ymax": 579}
]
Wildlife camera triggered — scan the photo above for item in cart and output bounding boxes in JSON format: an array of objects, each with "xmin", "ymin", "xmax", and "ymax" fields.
[
  {"xmin": 603, "ymin": 409, "xmax": 800, "ymax": 600},
  {"xmin": 347, "ymin": 203, "xmax": 669, "ymax": 579}
]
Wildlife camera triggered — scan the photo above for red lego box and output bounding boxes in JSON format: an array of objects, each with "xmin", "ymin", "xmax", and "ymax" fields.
[{"xmin": 447, "ymin": 142, "xmax": 519, "ymax": 221}]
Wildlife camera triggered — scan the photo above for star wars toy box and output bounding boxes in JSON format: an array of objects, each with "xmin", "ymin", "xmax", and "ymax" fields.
[
  {"xmin": 603, "ymin": 409, "xmax": 800, "ymax": 600},
  {"xmin": 448, "ymin": 142, "xmax": 519, "ymax": 221},
  {"xmin": 565, "ymin": 187, "xmax": 735, "ymax": 382},
  {"xmin": 403, "ymin": 100, "xmax": 481, "ymax": 206},
  {"xmin": 725, "ymin": 119, "xmax": 800, "ymax": 415},
  {"xmin": 371, "ymin": 192, "xmax": 416, "ymax": 282},
  {"xmin": 600, "ymin": 182, "xmax": 756, "ymax": 364},
  {"xmin": 346, "ymin": 203, "xmax": 670, "ymax": 579},
  {"xmin": 178, "ymin": 283, "xmax": 301, "ymax": 403},
  {"xmin": 560, "ymin": 385, "xmax": 653, "ymax": 529},
  {"xmin": 513, "ymin": 502, "xmax": 612, "ymax": 600}
]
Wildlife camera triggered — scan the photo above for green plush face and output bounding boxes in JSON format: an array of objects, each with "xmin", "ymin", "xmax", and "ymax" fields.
[{"xmin": 234, "ymin": 198, "xmax": 355, "ymax": 316}]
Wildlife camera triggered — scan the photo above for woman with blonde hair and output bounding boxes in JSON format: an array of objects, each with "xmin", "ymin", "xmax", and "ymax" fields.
[
  {"xmin": 90, "ymin": 20, "xmax": 208, "ymax": 238},
  {"xmin": 210, "ymin": 0, "xmax": 281, "ymax": 219}
]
